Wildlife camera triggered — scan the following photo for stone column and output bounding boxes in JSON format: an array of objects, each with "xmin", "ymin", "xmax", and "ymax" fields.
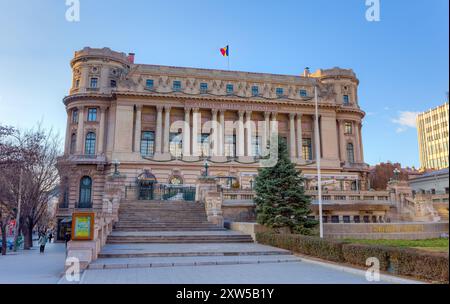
[
  {"xmin": 262, "ymin": 112, "xmax": 270, "ymax": 156},
  {"xmin": 211, "ymin": 109, "xmax": 219, "ymax": 156},
  {"xmin": 270, "ymin": 112, "xmax": 278, "ymax": 141},
  {"xmin": 192, "ymin": 108, "xmax": 200, "ymax": 156},
  {"xmin": 289, "ymin": 113, "xmax": 296, "ymax": 158},
  {"xmin": 133, "ymin": 105, "xmax": 142, "ymax": 153},
  {"xmin": 98, "ymin": 106, "xmax": 107, "ymax": 154},
  {"xmin": 354, "ymin": 121, "xmax": 362, "ymax": 163},
  {"xmin": 155, "ymin": 106, "xmax": 163, "ymax": 154},
  {"xmin": 81, "ymin": 66, "xmax": 89, "ymax": 92},
  {"xmin": 338, "ymin": 119, "xmax": 346, "ymax": 162},
  {"xmin": 163, "ymin": 106, "xmax": 171, "ymax": 154},
  {"xmin": 296, "ymin": 114, "xmax": 303, "ymax": 161},
  {"xmin": 219, "ymin": 110, "xmax": 225, "ymax": 157},
  {"xmin": 245, "ymin": 111, "xmax": 253, "ymax": 156},
  {"xmin": 183, "ymin": 107, "xmax": 191, "ymax": 157},
  {"xmin": 100, "ymin": 65, "xmax": 110, "ymax": 93},
  {"xmin": 76, "ymin": 106, "xmax": 85, "ymax": 154},
  {"xmin": 237, "ymin": 111, "xmax": 245, "ymax": 157},
  {"xmin": 359, "ymin": 122, "xmax": 365, "ymax": 163},
  {"xmin": 64, "ymin": 109, "xmax": 71, "ymax": 155}
]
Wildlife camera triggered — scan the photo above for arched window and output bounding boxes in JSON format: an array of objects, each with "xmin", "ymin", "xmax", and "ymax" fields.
[
  {"xmin": 347, "ymin": 143, "xmax": 355, "ymax": 164},
  {"xmin": 85, "ymin": 132, "xmax": 96, "ymax": 155},
  {"xmin": 70, "ymin": 133, "xmax": 76, "ymax": 154},
  {"xmin": 79, "ymin": 176, "xmax": 92, "ymax": 208}
]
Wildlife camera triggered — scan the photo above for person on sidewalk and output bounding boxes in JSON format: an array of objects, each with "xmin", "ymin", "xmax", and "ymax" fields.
[
  {"xmin": 38, "ymin": 233, "xmax": 47, "ymax": 254},
  {"xmin": 47, "ymin": 231, "xmax": 53, "ymax": 244}
]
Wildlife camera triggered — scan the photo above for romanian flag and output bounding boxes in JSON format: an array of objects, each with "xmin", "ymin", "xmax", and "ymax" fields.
[{"xmin": 220, "ymin": 45, "xmax": 229, "ymax": 57}]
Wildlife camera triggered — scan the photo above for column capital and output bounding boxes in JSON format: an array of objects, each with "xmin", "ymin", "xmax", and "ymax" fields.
[
  {"xmin": 296, "ymin": 113, "xmax": 303, "ymax": 119},
  {"xmin": 211, "ymin": 109, "xmax": 219, "ymax": 116},
  {"xmin": 271, "ymin": 112, "xmax": 278, "ymax": 119},
  {"xmin": 289, "ymin": 113, "xmax": 296, "ymax": 119},
  {"xmin": 156, "ymin": 105, "xmax": 164, "ymax": 112},
  {"xmin": 164, "ymin": 105, "xmax": 172, "ymax": 112},
  {"xmin": 245, "ymin": 110, "xmax": 252, "ymax": 116},
  {"xmin": 77, "ymin": 105, "xmax": 85, "ymax": 111},
  {"xmin": 264, "ymin": 112, "xmax": 271, "ymax": 119},
  {"xmin": 192, "ymin": 107, "xmax": 200, "ymax": 113},
  {"xmin": 219, "ymin": 109, "xmax": 226, "ymax": 115},
  {"xmin": 135, "ymin": 104, "xmax": 143, "ymax": 111},
  {"xmin": 238, "ymin": 110, "xmax": 245, "ymax": 118},
  {"xmin": 184, "ymin": 106, "xmax": 192, "ymax": 113}
]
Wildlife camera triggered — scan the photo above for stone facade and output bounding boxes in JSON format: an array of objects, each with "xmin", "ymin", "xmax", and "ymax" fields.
[{"xmin": 56, "ymin": 47, "xmax": 372, "ymax": 237}]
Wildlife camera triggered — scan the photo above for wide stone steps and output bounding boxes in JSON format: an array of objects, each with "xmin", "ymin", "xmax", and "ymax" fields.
[{"xmin": 107, "ymin": 235, "xmax": 253, "ymax": 244}]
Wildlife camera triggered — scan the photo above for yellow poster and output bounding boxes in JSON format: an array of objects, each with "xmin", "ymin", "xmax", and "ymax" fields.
[{"xmin": 74, "ymin": 216, "xmax": 91, "ymax": 238}]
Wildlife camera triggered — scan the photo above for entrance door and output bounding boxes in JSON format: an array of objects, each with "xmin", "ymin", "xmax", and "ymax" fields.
[{"xmin": 139, "ymin": 183, "xmax": 154, "ymax": 200}]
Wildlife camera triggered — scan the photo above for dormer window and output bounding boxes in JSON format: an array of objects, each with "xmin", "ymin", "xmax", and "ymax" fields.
[
  {"xmin": 343, "ymin": 95, "xmax": 350, "ymax": 105},
  {"xmin": 200, "ymin": 82, "xmax": 208, "ymax": 94},
  {"xmin": 146, "ymin": 79, "xmax": 154, "ymax": 89},
  {"xmin": 173, "ymin": 81, "xmax": 182, "ymax": 92},
  {"xmin": 110, "ymin": 80, "xmax": 117, "ymax": 87},
  {"xmin": 276, "ymin": 88, "xmax": 284, "ymax": 97},
  {"xmin": 226, "ymin": 84, "xmax": 234, "ymax": 95},
  {"xmin": 251, "ymin": 86, "xmax": 259, "ymax": 96},
  {"xmin": 90, "ymin": 78, "xmax": 98, "ymax": 88},
  {"xmin": 299, "ymin": 89, "xmax": 307, "ymax": 97}
]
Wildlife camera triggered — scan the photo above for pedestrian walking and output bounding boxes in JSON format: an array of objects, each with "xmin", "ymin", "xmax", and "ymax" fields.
[
  {"xmin": 48, "ymin": 231, "xmax": 53, "ymax": 244},
  {"xmin": 64, "ymin": 232, "xmax": 71, "ymax": 249},
  {"xmin": 38, "ymin": 233, "xmax": 47, "ymax": 254}
]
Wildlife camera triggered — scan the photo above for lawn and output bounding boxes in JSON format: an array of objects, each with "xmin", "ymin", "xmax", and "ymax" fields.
[{"xmin": 344, "ymin": 238, "xmax": 449, "ymax": 253}]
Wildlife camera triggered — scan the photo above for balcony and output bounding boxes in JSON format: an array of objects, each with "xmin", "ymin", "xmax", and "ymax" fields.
[{"xmin": 60, "ymin": 154, "xmax": 107, "ymax": 165}]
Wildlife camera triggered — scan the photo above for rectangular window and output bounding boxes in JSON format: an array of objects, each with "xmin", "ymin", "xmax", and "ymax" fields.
[
  {"xmin": 344, "ymin": 122, "xmax": 353, "ymax": 134},
  {"xmin": 353, "ymin": 216, "xmax": 360, "ymax": 223},
  {"xmin": 251, "ymin": 86, "xmax": 259, "ymax": 96},
  {"xmin": 110, "ymin": 79, "xmax": 117, "ymax": 87},
  {"xmin": 302, "ymin": 138, "xmax": 312, "ymax": 160},
  {"xmin": 299, "ymin": 89, "xmax": 307, "ymax": 97},
  {"xmin": 146, "ymin": 79, "xmax": 154, "ymax": 89},
  {"xmin": 173, "ymin": 80, "xmax": 182, "ymax": 92},
  {"xmin": 331, "ymin": 216, "xmax": 339, "ymax": 223},
  {"xmin": 224, "ymin": 135, "xmax": 236, "ymax": 157},
  {"xmin": 198, "ymin": 133, "xmax": 210, "ymax": 157},
  {"xmin": 343, "ymin": 216, "xmax": 350, "ymax": 223},
  {"xmin": 276, "ymin": 88, "xmax": 284, "ymax": 97},
  {"xmin": 226, "ymin": 84, "xmax": 234, "ymax": 95},
  {"xmin": 343, "ymin": 95, "xmax": 350, "ymax": 105},
  {"xmin": 140, "ymin": 131, "xmax": 155, "ymax": 157},
  {"xmin": 90, "ymin": 78, "xmax": 98, "ymax": 88},
  {"xmin": 169, "ymin": 132, "xmax": 182, "ymax": 158},
  {"xmin": 252, "ymin": 136, "xmax": 262, "ymax": 157},
  {"xmin": 200, "ymin": 82, "xmax": 208, "ymax": 94},
  {"xmin": 87, "ymin": 108, "xmax": 97, "ymax": 122},
  {"xmin": 72, "ymin": 109, "xmax": 79, "ymax": 124}
]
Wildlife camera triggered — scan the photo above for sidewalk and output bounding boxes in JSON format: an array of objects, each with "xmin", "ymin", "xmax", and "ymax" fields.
[{"xmin": 0, "ymin": 241, "xmax": 66, "ymax": 284}]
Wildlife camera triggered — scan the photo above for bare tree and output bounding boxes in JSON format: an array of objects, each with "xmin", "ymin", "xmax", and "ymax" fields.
[{"xmin": 0, "ymin": 124, "xmax": 61, "ymax": 251}]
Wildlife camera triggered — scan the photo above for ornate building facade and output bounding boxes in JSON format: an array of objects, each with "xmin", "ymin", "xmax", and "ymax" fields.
[{"xmin": 56, "ymin": 47, "xmax": 372, "ymax": 237}]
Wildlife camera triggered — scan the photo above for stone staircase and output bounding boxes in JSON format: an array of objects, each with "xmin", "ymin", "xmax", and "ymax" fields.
[{"xmin": 107, "ymin": 200, "xmax": 254, "ymax": 244}]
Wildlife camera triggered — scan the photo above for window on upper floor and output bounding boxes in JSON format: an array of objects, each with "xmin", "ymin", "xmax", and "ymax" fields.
[
  {"xmin": 276, "ymin": 88, "xmax": 284, "ymax": 97},
  {"xmin": 251, "ymin": 86, "xmax": 259, "ymax": 96},
  {"xmin": 146, "ymin": 79, "xmax": 154, "ymax": 89},
  {"xmin": 84, "ymin": 132, "xmax": 96, "ymax": 156},
  {"xmin": 173, "ymin": 80, "xmax": 182, "ymax": 92},
  {"xmin": 344, "ymin": 122, "xmax": 353, "ymax": 134},
  {"xmin": 224, "ymin": 135, "xmax": 236, "ymax": 157},
  {"xmin": 90, "ymin": 78, "xmax": 98, "ymax": 88},
  {"xmin": 87, "ymin": 108, "xmax": 97, "ymax": 122},
  {"xmin": 110, "ymin": 80, "xmax": 117, "ymax": 87},
  {"xmin": 347, "ymin": 143, "xmax": 355, "ymax": 163},
  {"xmin": 302, "ymin": 138, "xmax": 312, "ymax": 161},
  {"xmin": 140, "ymin": 131, "xmax": 155, "ymax": 157},
  {"xmin": 226, "ymin": 84, "xmax": 234, "ymax": 95},
  {"xmin": 200, "ymin": 82, "xmax": 208, "ymax": 94},
  {"xmin": 75, "ymin": 79, "xmax": 80, "ymax": 88},
  {"xmin": 252, "ymin": 136, "xmax": 262, "ymax": 157},
  {"xmin": 169, "ymin": 132, "xmax": 183, "ymax": 158},
  {"xmin": 299, "ymin": 89, "xmax": 307, "ymax": 98},
  {"xmin": 72, "ymin": 109, "xmax": 79, "ymax": 124},
  {"xmin": 343, "ymin": 95, "xmax": 350, "ymax": 105},
  {"xmin": 70, "ymin": 133, "xmax": 76, "ymax": 154}
]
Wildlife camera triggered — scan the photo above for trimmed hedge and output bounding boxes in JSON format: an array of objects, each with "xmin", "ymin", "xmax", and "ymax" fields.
[{"xmin": 256, "ymin": 232, "xmax": 449, "ymax": 283}]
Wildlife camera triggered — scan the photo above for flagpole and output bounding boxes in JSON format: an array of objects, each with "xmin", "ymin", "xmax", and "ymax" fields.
[
  {"xmin": 314, "ymin": 85, "xmax": 324, "ymax": 239},
  {"xmin": 227, "ymin": 45, "xmax": 230, "ymax": 70}
]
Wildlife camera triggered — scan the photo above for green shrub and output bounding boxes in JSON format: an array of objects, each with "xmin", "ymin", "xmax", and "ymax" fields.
[
  {"xmin": 256, "ymin": 232, "xmax": 449, "ymax": 283},
  {"xmin": 388, "ymin": 248, "xmax": 449, "ymax": 282},
  {"xmin": 256, "ymin": 232, "xmax": 345, "ymax": 262},
  {"xmin": 342, "ymin": 244, "xmax": 391, "ymax": 271}
]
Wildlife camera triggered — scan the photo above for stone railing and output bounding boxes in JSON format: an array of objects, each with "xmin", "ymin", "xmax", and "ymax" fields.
[{"xmin": 306, "ymin": 190, "xmax": 392, "ymax": 204}]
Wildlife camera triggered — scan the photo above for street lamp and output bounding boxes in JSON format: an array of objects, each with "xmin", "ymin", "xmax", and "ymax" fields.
[
  {"xmin": 314, "ymin": 85, "xmax": 324, "ymax": 239},
  {"xmin": 113, "ymin": 159, "xmax": 121, "ymax": 176},
  {"xmin": 203, "ymin": 159, "xmax": 209, "ymax": 177}
]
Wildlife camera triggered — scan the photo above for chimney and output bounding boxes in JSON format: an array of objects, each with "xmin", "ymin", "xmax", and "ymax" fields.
[
  {"xmin": 303, "ymin": 67, "xmax": 310, "ymax": 77},
  {"xmin": 127, "ymin": 53, "xmax": 135, "ymax": 64}
]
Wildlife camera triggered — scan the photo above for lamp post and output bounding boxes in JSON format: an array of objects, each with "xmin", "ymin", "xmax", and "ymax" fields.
[
  {"xmin": 203, "ymin": 159, "xmax": 209, "ymax": 177},
  {"xmin": 113, "ymin": 159, "xmax": 121, "ymax": 176},
  {"xmin": 314, "ymin": 85, "xmax": 324, "ymax": 239}
]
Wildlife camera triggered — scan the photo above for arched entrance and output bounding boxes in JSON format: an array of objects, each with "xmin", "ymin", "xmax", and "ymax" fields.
[{"xmin": 137, "ymin": 170, "xmax": 157, "ymax": 200}]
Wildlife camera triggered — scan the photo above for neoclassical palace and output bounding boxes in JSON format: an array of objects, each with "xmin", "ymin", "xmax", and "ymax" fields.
[{"xmin": 56, "ymin": 47, "xmax": 374, "ymax": 238}]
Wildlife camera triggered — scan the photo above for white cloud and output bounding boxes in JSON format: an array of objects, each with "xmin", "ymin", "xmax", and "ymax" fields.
[{"xmin": 391, "ymin": 111, "xmax": 420, "ymax": 133}]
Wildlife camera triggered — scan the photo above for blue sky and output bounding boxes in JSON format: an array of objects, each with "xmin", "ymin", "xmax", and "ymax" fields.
[{"xmin": 0, "ymin": 0, "xmax": 448, "ymax": 167}]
